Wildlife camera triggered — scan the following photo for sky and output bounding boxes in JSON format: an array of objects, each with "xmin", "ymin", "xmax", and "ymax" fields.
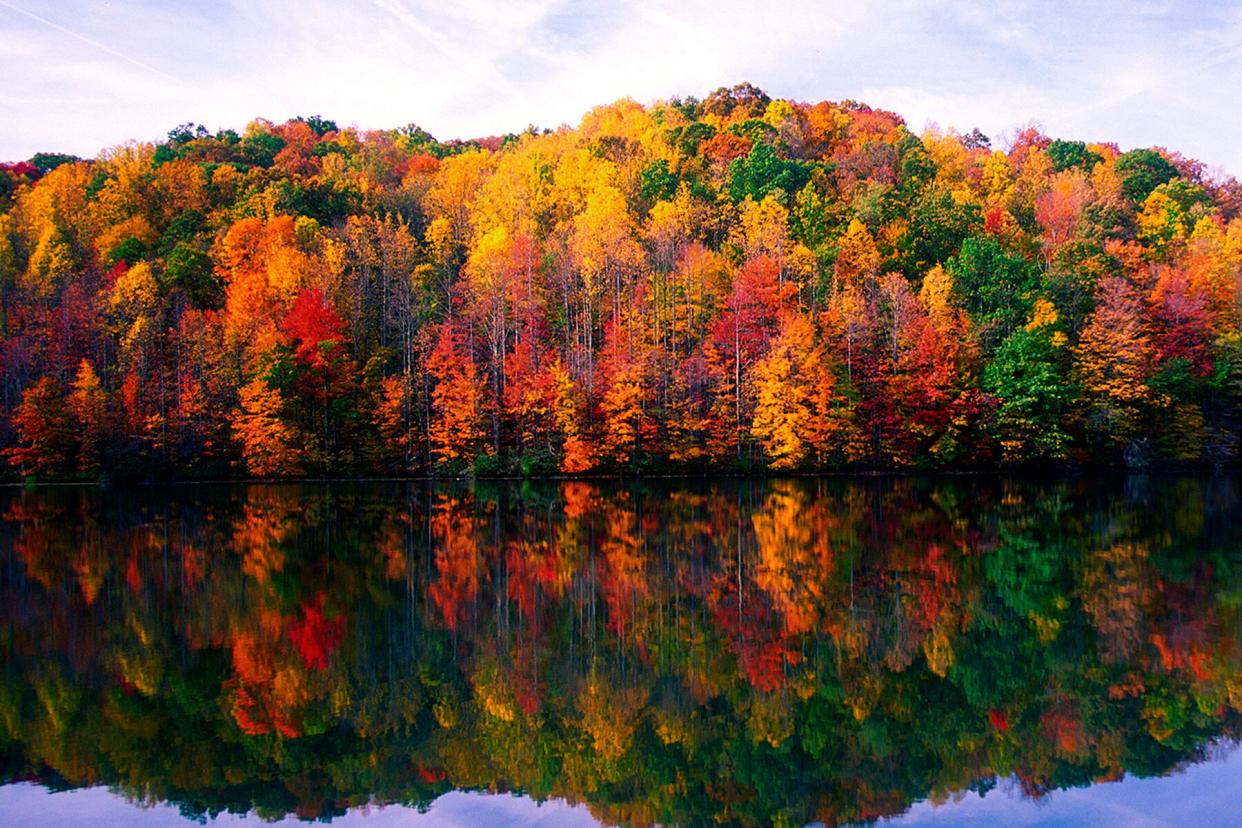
[
  {"xmin": 0, "ymin": 785, "xmax": 600, "ymax": 827},
  {"xmin": 2, "ymin": 0, "xmax": 1242, "ymax": 176},
  {"xmin": 887, "ymin": 743, "xmax": 1242, "ymax": 827},
  {"xmin": 3, "ymin": 744, "xmax": 1241, "ymax": 826}
]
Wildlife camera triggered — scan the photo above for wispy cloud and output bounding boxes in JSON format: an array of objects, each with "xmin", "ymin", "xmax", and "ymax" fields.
[
  {"xmin": 0, "ymin": 0, "xmax": 181, "ymax": 83},
  {"xmin": 2, "ymin": 0, "xmax": 1240, "ymax": 175}
]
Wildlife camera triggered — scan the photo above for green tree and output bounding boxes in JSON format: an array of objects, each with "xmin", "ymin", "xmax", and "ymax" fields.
[
  {"xmin": 892, "ymin": 187, "xmax": 982, "ymax": 275},
  {"xmin": 947, "ymin": 235, "xmax": 1039, "ymax": 349},
  {"xmin": 728, "ymin": 143, "xmax": 813, "ymax": 202},
  {"xmin": 162, "ymin": 243, "xmax": 220, "ymax": 308},
  {"xmin": 983, "ymin": 300, "xmax": 1072, "ymax": 462},
  {"xmin": 1114, "ymin": 148, "xmax": 1178, "ymax": 204},
  {"xmin": 1045, "ymin": 139, "xmax": 1102, "ymax": 173},
  {"xmin": 638, "ymin": 160, "xmax": 677, "ymax": 202}
]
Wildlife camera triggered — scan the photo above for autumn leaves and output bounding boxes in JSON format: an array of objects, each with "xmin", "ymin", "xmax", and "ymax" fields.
[{"xmin": 2, "ymin": 89, "xmax": 1241, "ymax": 478}]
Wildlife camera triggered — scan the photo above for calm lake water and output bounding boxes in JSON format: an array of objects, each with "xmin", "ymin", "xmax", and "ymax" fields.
[{"xmin": 1, "ymin": 476, "xmax": 1240, "ymax": 827}]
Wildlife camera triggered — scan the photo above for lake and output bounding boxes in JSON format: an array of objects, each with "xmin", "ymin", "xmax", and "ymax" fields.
[{"xmin": 1, "ymin": 476, "xmax": 1240, "ymax": 826}]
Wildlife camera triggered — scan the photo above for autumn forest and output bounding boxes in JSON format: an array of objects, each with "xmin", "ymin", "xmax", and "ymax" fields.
[{"xmin": 2, "ymin": 83, "xmax": 1241, "ymax": 479}]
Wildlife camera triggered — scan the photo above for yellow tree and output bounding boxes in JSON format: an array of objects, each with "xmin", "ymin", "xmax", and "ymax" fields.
[
  {"xmin": 1074, "ymin": 276, "xmax": 1154, "ymax": 454},
  {"xmin": 11, "ymin": 161, "xmax": 93, "ymax": 296},
  {"xmin": 0, "ymin": 215, "xmax": 17, "ymax": 285},
  {"xmin": 423, "ymin": 149, "xmax": 492, "ymax": 258},
  {"xmin": 231, "ymin": 377, "xmax": 304, "ymax": 476},
  {"xmin": 750, "ymin": 318, "xmax": 809, "ymax": 468},
  {"xmin": 90, "ymin": 143, "xmax": 156, "ymax": 230},
  {"xmin": 1182, "ymin": 217, "xmax": 1241, "ymax": 325},
  {"xmin": 596, "ymin": 313, "xmax": 649, "ymax": 465},
  {"xmin": 68, "ymin": 360, "xmax": 108, "ymax": 474},
  {"xmin": 980, "ymin": 150, "xmax": 1016, "ymax": 210},
  {"xmin": 464, "ymin": 226, "xmax": 539, "ymax": 450},
  {"xmin": 107, "ymin": 261, "xmax": 160, "ymax": 368},
  {"xmin": 571, "ymin": 184, "xmax": 644, "ymax": 326},
  {"xmin": 373, "ymin": 374, "xmax": 414, "ymax": 472},
  {"xmin": 471, "ymin": 141, "xmax": 553, "ymax": 240},
  {"xmin": 751, "ymin": 313, "xmax": 858, "ymax": 469},
  {"xmin": 151, "ymin": 158, "xmax": 210, "ymax": 224},
  {"xmin": 216, "ymin": 216, "xmax": 321, "ymax": 369},
  {"xmin": 833, "ymin": 218, "xmax": 880, "ymax": 293},
  {"xmin": 646, "ymin": 192, "xmax": 709, "ymax": 354},
  {"xmin": 645, "ymin": 187, "xmax": 702, "ymax": 272},
  {"xmin": 549, "ymin": 359, "xmax": 594, "ymax": 473},
  {"xmin": 737, "ymin": 195, "xmax": 790, "ymax": 270},
  {"xmin": 22, "ymin": 225, "xmax": 74, "ymax": 298}
]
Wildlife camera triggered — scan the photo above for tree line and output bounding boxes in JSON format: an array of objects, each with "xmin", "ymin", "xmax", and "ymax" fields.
[{"xmin": 2, "ymin": 84, "xmax": 1241, "ymax": 479}]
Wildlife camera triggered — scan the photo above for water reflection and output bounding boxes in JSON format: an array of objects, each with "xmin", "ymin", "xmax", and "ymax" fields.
[{"xmin": 0, "ymin": 477, "xmax": 1240, "ymax": 826}]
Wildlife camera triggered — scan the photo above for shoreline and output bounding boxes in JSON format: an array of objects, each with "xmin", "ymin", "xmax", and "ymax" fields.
[{"xmin": 2, "ymin": 465, "xmax": 1237, "ymax": 490}]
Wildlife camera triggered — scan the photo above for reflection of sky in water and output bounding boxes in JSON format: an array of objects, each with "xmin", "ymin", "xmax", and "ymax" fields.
[
  {"xmin": 3, "ymin": 745, "xmax": 1240, "ymax": 827},
  {"xmin": 0, "ymin": 786, "xmax": 598, "ymax": 827},
  {"xmin": 887, "ymin": 743, "xmax": 1242, "ymax": 828}
]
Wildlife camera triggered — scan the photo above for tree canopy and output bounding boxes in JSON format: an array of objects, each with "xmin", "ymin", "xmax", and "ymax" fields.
[{"xmin": 3, "ymin": 87, "xmax": 1242, "ymax": 479}]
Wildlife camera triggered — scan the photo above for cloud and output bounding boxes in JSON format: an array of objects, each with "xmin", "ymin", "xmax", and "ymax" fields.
[
  {"xmin": 1, "ymin": 0, "xmax": 1240, "ymax": 175},
  {"xmin": 0, "ymin": 783, "xmax": 599, "ymax": 827}
]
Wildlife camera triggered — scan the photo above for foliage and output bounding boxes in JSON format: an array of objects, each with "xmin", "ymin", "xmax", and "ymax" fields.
[
  {"xmin": 1, "ymin": 88, "xmax": 1239, "ymax": 478},
  {"xmin": 1, "ymin": 477, "xmax": 1241, "ymax": 825}
]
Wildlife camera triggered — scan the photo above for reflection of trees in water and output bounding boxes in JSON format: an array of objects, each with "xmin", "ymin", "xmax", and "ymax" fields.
[{"xmin": 0, "ymin": 477, "xmax": 1241, "ymax": 825}]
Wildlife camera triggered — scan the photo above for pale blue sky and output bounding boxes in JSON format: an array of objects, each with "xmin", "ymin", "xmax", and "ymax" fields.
[
  {"xmin": 3, "ymin": 1, "xmax": 1242, "ymax": 175},
  {"xmin": 3, "ymin": 744, "xmax": 1241, "ymax": 826},
  {"xmin": 0, "ymin": 785, "xmax": 600, "ymax": 826}
]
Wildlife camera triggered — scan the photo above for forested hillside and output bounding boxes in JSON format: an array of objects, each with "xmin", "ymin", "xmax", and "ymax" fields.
[{"xmin": 2, "ymin": 83, "xmax": 1241, "ymax": 479}]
